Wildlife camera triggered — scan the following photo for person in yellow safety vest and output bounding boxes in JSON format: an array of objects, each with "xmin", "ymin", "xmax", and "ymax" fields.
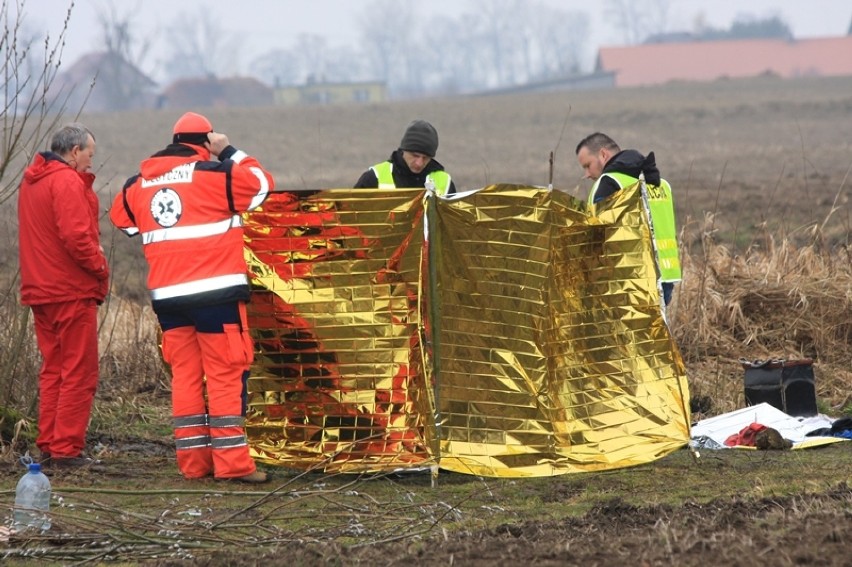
[
  {"xmin": 354, "ymin": 119, "xmax": 456, "ymax": 196},
  {"xmin": 576, "ymin": 132, "xmax": 682, "ymax": 306}
]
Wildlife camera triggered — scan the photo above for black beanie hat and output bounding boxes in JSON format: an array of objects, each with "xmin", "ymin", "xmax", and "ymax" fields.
[{"xmin": 399, "ymin": 120, "xmax": 438, "ymax": 157}]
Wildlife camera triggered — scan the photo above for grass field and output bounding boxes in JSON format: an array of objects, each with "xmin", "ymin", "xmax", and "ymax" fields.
[
  {"xmin": 2, "ymin": 75, "xmax": 852, "ymax": 565},
  {"xmin": 79, "ymin": 74, "xmax": 852, "ymax": 246}
]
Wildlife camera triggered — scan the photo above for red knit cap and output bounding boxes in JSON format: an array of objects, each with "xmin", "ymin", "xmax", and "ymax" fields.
[{"xmin": 173, "ymin": 112, "xmax": 212, "ymax": 135}]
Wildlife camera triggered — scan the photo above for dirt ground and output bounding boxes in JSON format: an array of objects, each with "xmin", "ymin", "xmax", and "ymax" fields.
[
  {"xmin": 2, "ymin": 438, "xmax": 850, "ymax": 565},
  {"xmin": 186, "ymin": 488, "xmax": 852, "ymax": 567},
  {"xmin": 335, "ymin": 487, "xmax": 852, "ymax": 567}
]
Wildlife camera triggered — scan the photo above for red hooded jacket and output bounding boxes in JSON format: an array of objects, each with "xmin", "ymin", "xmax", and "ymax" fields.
[{"xmin": 18, "ymin": 152, "xmax": 109, "ymax": 305}]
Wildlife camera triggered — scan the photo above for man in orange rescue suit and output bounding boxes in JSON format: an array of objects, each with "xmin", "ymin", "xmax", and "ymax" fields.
[{"xmin": 110, "ymin": 112, "xmax": 274, "ymax": 483}]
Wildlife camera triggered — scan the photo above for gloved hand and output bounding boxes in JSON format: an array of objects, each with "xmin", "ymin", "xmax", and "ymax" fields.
[{"xmin": 641, "ymin": 151, "xmax": 661, "ymax": 186}]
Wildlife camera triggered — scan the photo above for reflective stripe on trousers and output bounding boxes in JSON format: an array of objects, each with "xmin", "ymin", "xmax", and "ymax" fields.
[{"xmin": 161, "ymin": 305, "xmax": 256, "ymax": 479}]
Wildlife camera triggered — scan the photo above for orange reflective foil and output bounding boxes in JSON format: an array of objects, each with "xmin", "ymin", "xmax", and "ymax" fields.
[{"xmin": 243, "ymin": 189, "xmax": 435, "ymax": 473}]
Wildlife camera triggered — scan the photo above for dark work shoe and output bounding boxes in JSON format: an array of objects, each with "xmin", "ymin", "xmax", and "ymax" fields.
[{"xmin": 218, "ymin": 470, "xmax": 269, "ymax": 484}]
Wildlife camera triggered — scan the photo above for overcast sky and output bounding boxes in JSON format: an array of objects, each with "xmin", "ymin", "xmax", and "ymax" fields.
[{"xmin": 27, "ymin": 0, "xmax": 852, "ymax": 81}]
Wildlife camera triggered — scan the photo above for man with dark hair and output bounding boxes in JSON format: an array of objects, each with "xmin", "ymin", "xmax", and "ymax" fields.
[
  {"xmin": 576, "ymin": 132, "xmax": 681, "ymax": 306},
  {"xmin": 110, "ymin": 112, "xmax": 274, "ymax": 483},
  {"xmin": 355, "ymin": 119, "xmax": 456, "ymax": 195},
  {"xmin": 18, "ymin": 123, "xmax": 110, "ymax": 468}
]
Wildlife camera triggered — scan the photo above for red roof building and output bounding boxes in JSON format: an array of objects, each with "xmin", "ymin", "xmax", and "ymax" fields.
[
  {"xmin": 597, "ymin": 36, "xmax": 852, "ymax": 87},
  {"xmin": 55, "ymin": 51, "xmax": 157, "ymax": 112},
  {"xmin": 158, "ymin": 77, "xmax": 274, "ymax": 109}
]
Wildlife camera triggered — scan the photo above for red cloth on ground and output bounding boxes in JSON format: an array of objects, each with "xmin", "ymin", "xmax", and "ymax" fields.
[{"xmin": 724, "ymin": 422, "xmax": 767, "ymax": 447}]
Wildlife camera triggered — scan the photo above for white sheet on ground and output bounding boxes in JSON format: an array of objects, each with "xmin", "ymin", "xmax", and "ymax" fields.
[{"xmin": 691, "ymin": 403, "xmax": 842, "ymax": 449}]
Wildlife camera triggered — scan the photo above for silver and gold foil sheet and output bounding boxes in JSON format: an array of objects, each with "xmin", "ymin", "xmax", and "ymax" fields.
[{"xmin": 243, "ymin": 184, "xmax": 690, "ymax": 477}]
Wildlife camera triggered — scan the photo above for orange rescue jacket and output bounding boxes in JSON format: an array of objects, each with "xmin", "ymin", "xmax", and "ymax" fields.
[{"xmin": 110, "ymin": 143, "xmax": 274, "ymax": 312}]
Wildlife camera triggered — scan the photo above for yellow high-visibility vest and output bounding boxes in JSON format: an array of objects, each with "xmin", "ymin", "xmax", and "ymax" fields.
[
  {"xmin": 589, "ymin": 172, "xmax": 682, "ymax": 282},
  {"xmin": 371, "ymin": 161, "xmax": 452, "ymax": 196}
]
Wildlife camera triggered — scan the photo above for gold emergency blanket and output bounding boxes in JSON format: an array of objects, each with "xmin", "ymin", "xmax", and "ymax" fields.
[
  {"xmin": 243, "ymin": 184, "xmax": 690, "ymax": 476},
  {"xmin": 433, "ymin": 185, "xmax": 689, "ymax": 476},
  {"xmin": 243, "ymin": 189, "xmax": 434, "ymax": 473}
]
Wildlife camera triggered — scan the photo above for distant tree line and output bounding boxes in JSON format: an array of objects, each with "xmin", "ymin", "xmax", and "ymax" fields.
[
  {"xmin": 183, "ymin": 0, "xmax": 795, "ymax": 96},
  {"xmin": 690, "ymin": 15, "xmax": 793, "ymax": 42},
  {"xmin": 248, "ymin": 0, "xmax": 590, "ymax": 97},
  {"xmin": 71, "ymin": 0, "xmax": 590, "ymax": 99},
  {"xmin": 644, "ymin": 15, "xmax": 794, "ymax": 45},
  {"xmin": 606, "ymin": 0, "xmax": 794, "ymax": 46}
]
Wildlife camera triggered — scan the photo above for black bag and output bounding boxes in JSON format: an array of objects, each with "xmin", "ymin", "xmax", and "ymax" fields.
[{"xmin": 741, "ymin": 358, "xmax": 817, "ymax": 417}]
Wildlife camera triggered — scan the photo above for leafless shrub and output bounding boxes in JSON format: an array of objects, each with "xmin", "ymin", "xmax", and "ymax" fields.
[{"xmin": 0, "ymin": 0, "xmax": 95, "ymax": 458}]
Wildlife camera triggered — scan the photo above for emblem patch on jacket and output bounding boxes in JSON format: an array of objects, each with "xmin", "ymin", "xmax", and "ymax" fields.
[{"xmin": 150, "ymin": 187, "xmax": 182, "ymax": 227}]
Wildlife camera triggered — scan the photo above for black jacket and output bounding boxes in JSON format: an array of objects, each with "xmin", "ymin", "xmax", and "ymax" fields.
[
  {"xmin": 593, "ymin": 149, "xmax": 660, "ymax": 203},
  {"xmin": 354, "ymin": 150, "xmax": 456, "ymax": 194}
]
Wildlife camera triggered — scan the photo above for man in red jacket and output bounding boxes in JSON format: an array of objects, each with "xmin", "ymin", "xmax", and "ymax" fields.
[
  {"xmin": 110, "ymin": 112, "xmax": 274, "ymax": 483},
  {"xmin": 18, "ymin": 123, "xmax": 110, "ymax": 468}
]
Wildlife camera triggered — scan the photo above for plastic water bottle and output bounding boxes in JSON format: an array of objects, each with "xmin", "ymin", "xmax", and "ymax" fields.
[{"xmin": 13, "ymin": 462, "xmax": 51, "ymax": 532}]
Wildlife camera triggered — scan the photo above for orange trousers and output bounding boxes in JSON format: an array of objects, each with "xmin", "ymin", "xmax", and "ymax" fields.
[{"xmin": 159, "ymin": 301, "xmax": 256, "ymax": 479}]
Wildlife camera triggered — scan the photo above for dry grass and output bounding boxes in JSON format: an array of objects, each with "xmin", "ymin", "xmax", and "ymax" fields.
[
  {"xmin": 0, "ymin": 295, "xmax": 168, "ymax": 457},
  {"xmin": 673, "ymin": 222, "xmax": 852, "ymax": 415}
]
